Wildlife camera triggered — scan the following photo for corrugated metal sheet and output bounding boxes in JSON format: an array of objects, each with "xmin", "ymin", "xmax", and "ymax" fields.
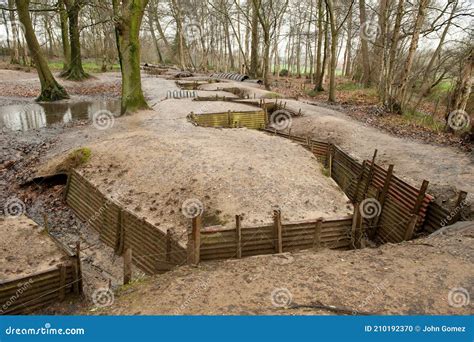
[
  {"xmin": 65, "ymin": 170, "xmax": 187, "ymax": 275},
  {"xmin": 0, "ymin": 264, "xmax": 76, "ymax": 315},
  {"xmin": 189, "ymin": 110, "xmax": 266, "ymax": 129},
  {"xmin": 199, "ymin": 218, "xmax": 354, "ymax": 261}
]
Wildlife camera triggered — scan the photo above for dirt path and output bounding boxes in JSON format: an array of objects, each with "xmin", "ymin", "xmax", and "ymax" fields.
[
  {"xmin": 92, "ymin": 222, "xmax": 473, "ymax": 315},
  {"xmin": 282, "ymin": 100, "xmax": 474, "ymax": 205}
]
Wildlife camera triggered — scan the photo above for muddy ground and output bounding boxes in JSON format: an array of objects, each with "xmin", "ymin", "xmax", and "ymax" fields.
[{"xmin": 0, "ymin": 68, "xmax": 473, "ymax": 313}]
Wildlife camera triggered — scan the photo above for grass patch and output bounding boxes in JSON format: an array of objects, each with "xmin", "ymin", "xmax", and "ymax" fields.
[
  {"xmin": 305, "ymin": 89, "xmax": 319, "ymax": 97},
  {"xmin": 402, "ymin": 110, "xmax": 444, "ymax": 131},
  {"xmin": 263, "ymin": 92, "xmax": 283, "ymax": 99},
  {"xmin": 336, "ymin": 81, "xmax": 364, "ymax": 91},
  {"xmin": 48, "ymin": 61, "xmax": 120, "ymax": 73},
  {"xmin": 55, "ymin": 147, "xmax": 92, "ymax": 173}
]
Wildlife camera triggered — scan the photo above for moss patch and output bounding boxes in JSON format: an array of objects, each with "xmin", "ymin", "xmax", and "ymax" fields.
[{"xmin": 55, "ymin": 147, "xmax": 92, "ymax": 173}]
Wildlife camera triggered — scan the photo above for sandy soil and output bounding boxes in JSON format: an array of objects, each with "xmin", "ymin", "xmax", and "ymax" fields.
[
  {"xmin": 0, "ymin": 215, "xmax": 68, "ymax": 281},
  {"xmin": 91, "ymin": 222, "xmax": 474, "ymax": 315},
  {"xmin": 38, "ymin": 96, "xmax": 352, "ymax": 242}
]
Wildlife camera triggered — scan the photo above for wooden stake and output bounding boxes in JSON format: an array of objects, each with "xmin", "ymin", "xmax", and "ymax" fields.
[
  {"xmin": 75, "ymin": 241, "xmax": 83, "ymax": 294},
  {"xmin": 188, "ymin": 215, "xmax": 202, "ymax": 264},
  {"xmin": 58, "ymin": 264, "xmax": 66, "ymax": 300},
  {"xmin": 166, "ymin": 229, "xmax": 172, "ymax": 263},
  {"xmin": 404, "ymin": 215, "xmax": 419, "ymax": 240},
  {"xmin": 371, "ymin": 164, "xmax": 394, "ymax": 237},
  {"xmin": 273, "ymin": 210, "xmax": 283, "ymax": 253},
  {"xmin": 351, "ymin": 204, "xmax": 361, "ymax": 248},
  {"xmin": 452, "ymin": 191, "xmax": 468, "ymax": 223},
  {"xmin": 362, "ymin": 149, "xmax": 378, "ymax": 199},
  {"xmin": 313, "ymin": 219, "xmax": 323, "ymax": 249},
  {"xmin": 123, "ymin": 248, "xmax": 132, "ymax": 285},
  {"xmin": 236, "ymin": 215, "xmax": 242, "ymax": 259}
]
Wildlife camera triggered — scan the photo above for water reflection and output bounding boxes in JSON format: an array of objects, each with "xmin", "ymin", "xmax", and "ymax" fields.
[{"xmin": 0, "ymin": 100, "xmax": 121, "ymax": 131}]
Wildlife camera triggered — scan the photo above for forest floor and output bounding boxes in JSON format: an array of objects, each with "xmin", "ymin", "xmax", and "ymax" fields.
[
  {"xmin": 271, "ymin": 76, "xmax": 473, "ymax": 151},
  {"xmin": 0, "ymin": 67, "xmax": 472, "ymax": 314}
]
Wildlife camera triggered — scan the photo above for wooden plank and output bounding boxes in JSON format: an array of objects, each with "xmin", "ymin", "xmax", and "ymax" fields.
[
  {"xmin": 313, "ymin": 219, "xmax": 323, "ymax": 249},
  {"xmin": 123, "ymin": 248, "xmax": 132, "ymax": 285},
  {"xmin": 236, "ymin": 215, "xmax": 242, "ymax": 259},
  {"xmin": 273, "ymin": 210, "xmax": 283, "ymax": 253}
]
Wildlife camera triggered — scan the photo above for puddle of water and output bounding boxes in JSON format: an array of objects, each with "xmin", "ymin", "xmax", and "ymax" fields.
[{"xmin": 0, "ymin": 99, "xmax": 121, "ymax": 132}]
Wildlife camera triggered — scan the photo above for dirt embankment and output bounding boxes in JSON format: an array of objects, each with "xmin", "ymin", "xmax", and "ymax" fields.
[
  {"xmin": 91, "ymin": 222, "xmax": 474, "ymax": 315},
  {"xmin": 0, "ymin": 216, "xmax": 68, "ymax": 281}
]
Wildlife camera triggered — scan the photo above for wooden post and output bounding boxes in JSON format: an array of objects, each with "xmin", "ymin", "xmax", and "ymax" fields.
[
  {"xmin": 412, "ymin": 180, "xmax": 429, "ymax": 215},
  {"xmin": 236, "ymin": 215, "xmax": 242, "ymax": 259},
  {"xmin": 273, "ymin": 210, "xmax": 283, "ymax": 253},
  {"xmin": 354, "ymin": 160, "xmax": 367, "ymax": 202},
  {"xmin": 63, "ymin": 171, "xmax": 72, "ymax": 200},
  {"xmin": 371, "ymin": 164, "xmax": 394, "ymax": 237},
  {"xmin": 351, "ymin": 204, "xmax": 361, "ymax": 248},
  {"xmin": 329, "ymin": 149, "xmax": 333, "ymax": 178},
  {"xmin": 166, "ymin": 229, "xmax": 172, "ymax": 263},
  {"xmin": 58, "ymin": 264, "xmax": 66, "ymax": 300},
  {"xmin": 404, "ymin": 215, "xmax": 419, "ymax": 240},
  {"xmin": 452, "ymin": 191, "xmax": 468, "ymax": 223},
  {"xmin": 313, "ymin": 219, "xmax": 323, "ymax": 249},
  {"xmin": 43, "ymin": 213, "xmax": 49, "ymax": 233},
  {"xmin": 188, "ymin": 215, "xmax": 202, "ymax": 264},
  {"xmin": 115, "ymin": 209, "xmax": 124, "ymax": 255},
  {"xmin": 123, "ymin": 248, "xmax": 132, "ymax": 285},
  {"xmin": 361, "ymin": 149, "xmax": 378, "ymax": 199},
  {"xmin": 74, "ymin": 241, "xmax": 83, "ymax": 294}
]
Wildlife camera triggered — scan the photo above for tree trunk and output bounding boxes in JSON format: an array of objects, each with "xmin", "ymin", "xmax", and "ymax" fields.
[
  {"xmin": 395, "ymin": 0, "xmax": 430, "ymax": 112},
  {"xmin": 113, "ymin": 0, "xmax": 150, "ymax": 114},
  {"xmin": 8, "ymin": 0, "xmax": 20, "ymax": 64},
  {"xmin": 15, "ymin": 0, "xmax": 69, "ymax": 101},
  {"xmin": 314, "ymin": 0, "xmax": 324, "ymax": 90},
  {"xmin": 344, "ymin": 7, "xmax": 352, "ymax": 77},
  {"xmin": 148, "ymin": 9, "xmax": 164, "ymax": 63},
  {"xmin": 358, "ymin": 0, "xmax": 371, "ymax": 87},
  {"xmin": 61, "ymin": 0, "xmax": 89, "ymax": 80},
  {"xmin": 58, "ymin": 0, "xmax": 71, "ymax": 71},
  {"xmin": 325, "ymin": 0, "xmax": 337, "ymax": 102},
  {"xmin": 250, "ymin": 0, "xmax": 259, "ymax": 78},
  {"xmin": 384, "ymin": 0, "xmax": 404, "ymax": 106}
]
